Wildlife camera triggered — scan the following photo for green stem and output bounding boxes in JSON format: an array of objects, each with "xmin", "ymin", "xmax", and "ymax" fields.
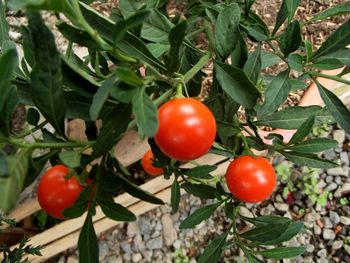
[
  {"xmin": 175, "ymin": 82, "xmax": 185, "ymax": 98},
  {"xmin": 5, "ymin": 138, "xmax": 95, "ymax": 149},
  {"xmin": 266, "ymin": 40, "xmax": 288, "ymax": 63},
  {"xmin": 183, "ymin": 52, "xmax": 211, "ymax": 84},
  {"xmin": 237, "ymin": 133, "xmax": 253, "ymax": 156},
  {"xmin": 306, "ymin": 70, "xmax": 350, "ymax": 86},
  {"xmin": 70, "ymin": 0, "xmax": 137, "ymax": 64},
  {"xmin": 204, "ymin": 20, "xmax": 215, "ymax": 53},
  {"xmin": 186, "ymin": 27, "xmax": 206, "ymax": 40},
  {"xmin": 14, "ymin": 120, "xmax": 49, "ymax": 139}
]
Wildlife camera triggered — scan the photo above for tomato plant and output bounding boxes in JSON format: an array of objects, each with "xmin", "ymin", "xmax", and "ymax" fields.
[
  {"xmin": 0, "ymin": 0, "xmax": 350, "ymax": 262},
  {"xmin": 155, "ymin": 97, "xmax": 216, "ymax": 161},
  {"xmin": 142, "ymin": 149, "xmax": 164, "ymax": 176},
  {"xmin": 37, "ymin": 165, "xmax": 84, "ymax": 219},
  {"xmin": 225, "ymin": 155, "xmax": 276, "ymax": 203}
]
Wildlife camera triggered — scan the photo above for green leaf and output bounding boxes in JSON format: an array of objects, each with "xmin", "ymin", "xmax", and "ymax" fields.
[
  {"xmin": 141, "ymin": 9, "xmax": 173, "ymax": 44},
  {"xmin": 59, "ymin": 151, "xmax": 81, "ymax": 168},
  {"xmin": 110, "ymin": 83, "xmax": 138, "ymax": 104},
  {"xmin": 281, "ymin": 151, "xmax": 337, "ymax": 169},
  {"xmin": 215, "ymin": 3, "xmax": 241, "ymax": 59},
  {"xmin": 230, "ymin": 36, "xmax": 248, "ymax": 69},
  {"xmin": 241, "ymin": 221, "xmax": 304, "ymax": 245},
  {"xmin": 288, "ymin": 115, "xmax": 315, "ymax": 144},
  {"xmin": 92, "ymin": 104, "xmax": 132, "ymax": 158},
  {"xmin": 243, "ymin": 44, "xmax": 261, "ymax": 84},
  {"xmin": 78, "ymin": 214, "xmax": 99, "ymax": 263},
  {"xmin": 90, "ymin": 75, "xmax": 117, "ymax": 121},
  {"xmin": 290, "ymin": 79, "xmax": 308, "ymax": 91},
  {"xmin": 9, "ymin": 0, "xmax": 74, "ymax": 18},
  {"xmin": 288, "ymin": 53, "xmax": 303, "ymax": 72},
  {"xmin": 179, "ymin": 202, "xmax": 221, "ymax": 229},
  {"xmin": 311, "ymin": 19, "xmax": 350, "ymax": 60},
  {"xmin": 62, "ymin": 200, "xmax": 89, "ymax": 218},
  {"xmin": 116, "ymin": 173, "xmax": 164, "ymax": 205},
  {"xmin": 285, "ymin": 0, "xmax": 301, "ymax": 22},
  {"xmin": 171, "ymin": 179, "xmax": 181, "ymax": 214},
  {"xmin": 26, "ymin": 107, "xmax": 40, "ymax": 126},
  {"xmin": 258, "ymin": 70, "xmax": 291, "ymax": 116},
  {"xmin": 287, "ymin": 138, "xmax": 338, "ymax": 153},
  {"xmin": 245, "ymin": 0, "xmax": 256, "ymax": 16},
  {"xmin": 272, "ymin": 0, "xmax": 288, "ymax": 35},
  {"xmin": 215, "ymin": 61, "xmax": 260, "ymax": 109},
  {"xmin": 0, "ymin": 150, "xmax": 8, "ymax": 177},
  {"xmin": 312, "ymin": 48, "xmax": 350, "ymax": 66},
  {"xmin": 167, "ymin": 20, "xmax": 187, "ymax": 73},
  {"xmin": 182, "ymin": 165, "xmax": 217, "ymax": 180},
  {"xmin": 118, "ymin": 0, "xmax": 157, "ymax": 18},
  {"xmin": 309, "ymin": 1, "xmax": 350, "ymax": 22},
  {"xmin": 258, "ymin": 246, "xmax": 306, "ymax": 259},
  {"xmin": 261, "ymin": 51, "xmax": 282, "ymax": 68},
  {"xmin": 255, "ymin": 106, "xmax": 331, "ymax": 129},
  {"xmin": 279, "ymin": 21, "xmax": 301, "ymax": 56},
  {"xmin": 115, "ymin": 67, "xmax": 143, "ymax": 87},
  {"xmin": 147, "ymin": 43, "xmax": 170, "ymax": 58},
  {"xmin": 0, "ymin": 0, "xmax": 9, "ymax": 46},
  {"xmin": 28, "ymin": 12, "xmax": 66, "ymax": 137},
  {"xmin": 240, "ymin": 215, "xmax": 291, "ymax": 226},
  {"xmin": 114, "ymin": 9, "xmax": 151, "ymax": 43},
  {"xmin": 304, "ymin": 40, "xmax": 313, "ymax": 62},
  {"xmin": 132, "ymin": 87, "xmax": 158, "ymax": 138},
  {"xmin": 198, "ymin": 232, "xmax": 228, "ymax": 263},
  {"xmin": 0, "ymin": 48, "xmax": 18, "ymax": 136},
  {"xmin": 99, "ymin": 199, "xmax": 136, "ymax": 222},
  {"xmin": 316, "ymin": 80, "xmax": 350, "ymax": 135},
  {"xmin": 0, "ymin": 150, "xmax": 30, "ymax": 213},
  {"xmin": 181, "ymin": 183, "xmax": 217, "ymax": 199}
]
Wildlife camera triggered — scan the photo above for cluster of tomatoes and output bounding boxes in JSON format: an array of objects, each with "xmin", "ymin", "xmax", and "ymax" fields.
[{"xmin": 38, "ymin": 97, "xmax": 276, "ymax": 220}]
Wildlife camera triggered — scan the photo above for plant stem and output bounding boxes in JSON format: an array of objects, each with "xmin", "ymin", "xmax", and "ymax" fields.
[
  {"xmin": 266, "ymin": 40, "xmax": 288, "ymax": 63},
  {"xmin": 204, "ymin": 20, "xmax": 215, "ymax": 53},
  {"xmin": 5, "ymin": 138, "xmax": 95, "ymax": 149},
  {"xmin": 183, "ymin": 52, "xmax": 211, "ymax": 84},
  {"xmin": 306, "ymin": 70, "xmax": 350, "ymax": 86},
  {"xmin": 14, "ymin": 120, "xmax": 49, "ymax": 139}
]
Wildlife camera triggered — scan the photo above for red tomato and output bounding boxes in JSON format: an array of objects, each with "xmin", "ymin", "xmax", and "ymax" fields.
[
  {"xmin": 37, "ymin": 165, "xmax": 84, "ymax": 219},
  {"xmin": 141, "ymin": 149, "xmax": 164, "ymax": 176},
  {"xmin": 225, "ymin": 155, "xmax": 276, "ymax": 203},
  {"xmin": 154, "ymin": 98, "xmax": 216, "ymax": 161}
]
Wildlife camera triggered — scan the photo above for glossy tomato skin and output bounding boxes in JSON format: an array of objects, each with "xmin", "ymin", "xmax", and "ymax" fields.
[
  {"xmin": 155, "ymin": 98, "xmax": 216, "ymax": 161},
  {"xmin": 142, "ymin": 149, "xmax": 164, "ymax": 176},
  {"xmin": 37, "ymin": 165, "xmax": 84, "ymax": 219},
  {"xmin": 225, "ymin": 155, "xmax": 276, "ymax": 203}
]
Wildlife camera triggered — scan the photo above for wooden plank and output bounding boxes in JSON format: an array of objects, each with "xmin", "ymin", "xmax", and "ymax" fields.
[{"xmin": 28, "ymin": 159, "xmax": 230, "ymax": 262}]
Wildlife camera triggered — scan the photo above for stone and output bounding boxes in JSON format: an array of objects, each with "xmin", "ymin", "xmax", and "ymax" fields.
[
  {"xmin": 107, "ymin": 255, "xmax": 123, "ymax": 263},
  {"xmin": 317, "ymin": 259, "xmax": 328, "ymax": 263},
  {"xmin": 340, "ymin": 216, "xmax": 350, "ymax": 225},
  {"xmin": 335, "ymin": 176, "xmax": 342, "ymax": 185},
  {"xmin": 274, "ymin": 203, "xmax": 289, "ymax": 212},
  {"xmin": 332, "ymin": 240, "xmax": 344, "ymax": 250},
  {"xmin": 317, "ymin": 248, "xmax": 327, "ymax": 258},
  {"xmin": 327, "ymin": 167, "xmax": 349, "ymax": 177},
  {"xmin": 324, "ymin": 217, "xmax": 333, "ymax": 229},
  {"xmin": 123, "ymin": 253, "xmax": 131, "ymax": 261},
  {"xmin": 66, "ymin": 256, "xmax": 79, "ymax": 263},
  {"xmin": 146, "ymin": 236, "xmax": 163, "ymax": 250},
  {"xmin": 324, "ymin": 149, "xmax": 336, "ymax": 160},
  {"xmin": 132, "ymin": 253, "xmax": 143, "ymax": 262},
  {"xmin": 139, "ymin": 217, "xmax": 152, "ymax": 235},
  {"xmin": 314, "ymin": 225, "xmax": 322, "ymax": 235},
  {"xmin": 323, "ymin": 229, "xmax": 336, "ymax": 240},
  {"xmin": 333, "ymin": 129, "xmax": 345, "ymax": 145},
  {"xmin": 141, "ymin": 250, "xmax": 153, "ymax": 262},
  {"xmin": 306, "ymin": 244, "xmax": 315, "ymax": 253},
  {"xmin": 340, "ymin": 152, "xmax": 349, "ymax": 166},
  {"xmin": 316, "ymin": 180, "xmax": 327, "ymax": 189},
  {"xmin": 325, "ymin": 176, "xmax": 333, "ymax": 183},
  {"xmin": 329, "ymin": 211, "xmax": 340, "ymax": 225},
  {"xmin": 173, "ymin": 239, "xmax": 182, "ymax": 249},
  {"xmin": 325, "ymin": 182, "xmax": 338, "ymax": 192},
  {"xmin": 99, "ymin": 241, "xmax": 109, "ymax": 261},
  {"xmin": 161, "ymin": 213, "xmax": 178, "ymax": 246},
  {"xmin": 340, "ymin": 183, "xmax": 350, "ymax": 195},
  {"xmin": 127, "ymin": 221, "xmax": 140, "ymax": 237},
  {"xmin": 134, "ymin": 234, "xmax": 146, "ymax": 251},
  {"xmin": 120, "ymin": 240, "xmax": 132, "ymax": 254},
  {"xmin": 239, "ymin": 206, "xmax": 254, "ymax": 218}
]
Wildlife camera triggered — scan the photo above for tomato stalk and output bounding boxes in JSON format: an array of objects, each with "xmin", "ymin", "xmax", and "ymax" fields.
[
  {"xmin": 237, "ymin": 133, "xmax": 254, "ymax": 156},
  {"xmin": 4, "ymin": 138, "xmax": 95, "ymax": 149},
  {"xmin": 183, "ymin": 52, "xmax": 211, "ymax": 84}
]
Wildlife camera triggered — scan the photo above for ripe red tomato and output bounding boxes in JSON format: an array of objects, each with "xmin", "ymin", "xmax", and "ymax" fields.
[
  {"xmin": 37, "ymin": 165, "xmax": 84, "ymax": 219},
  {"xmin": 225, "ymin": 155, "xmax": 276, "ymax": 203},
  {"xmin": 141, "ymin": 149, "xmax": 164, "ymax": 176},
  {"xmin": 154, "ymin": 97, "xmax": 216, "ymax": 161}
]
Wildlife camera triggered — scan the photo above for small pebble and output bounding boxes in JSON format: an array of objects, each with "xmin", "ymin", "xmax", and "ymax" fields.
[
  {"xmin": 323, "ymin": 229, "xmax": 336, "ymax": 240},
  {"xmin": 340, "ymin": 216, "xmax": 350, "ymax": 225}
]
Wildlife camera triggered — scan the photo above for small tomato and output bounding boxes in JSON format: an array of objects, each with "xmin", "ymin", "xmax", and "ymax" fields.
[{"xmin": 142, "ymin": 149, "xmax": 163, "ymax": 176}]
